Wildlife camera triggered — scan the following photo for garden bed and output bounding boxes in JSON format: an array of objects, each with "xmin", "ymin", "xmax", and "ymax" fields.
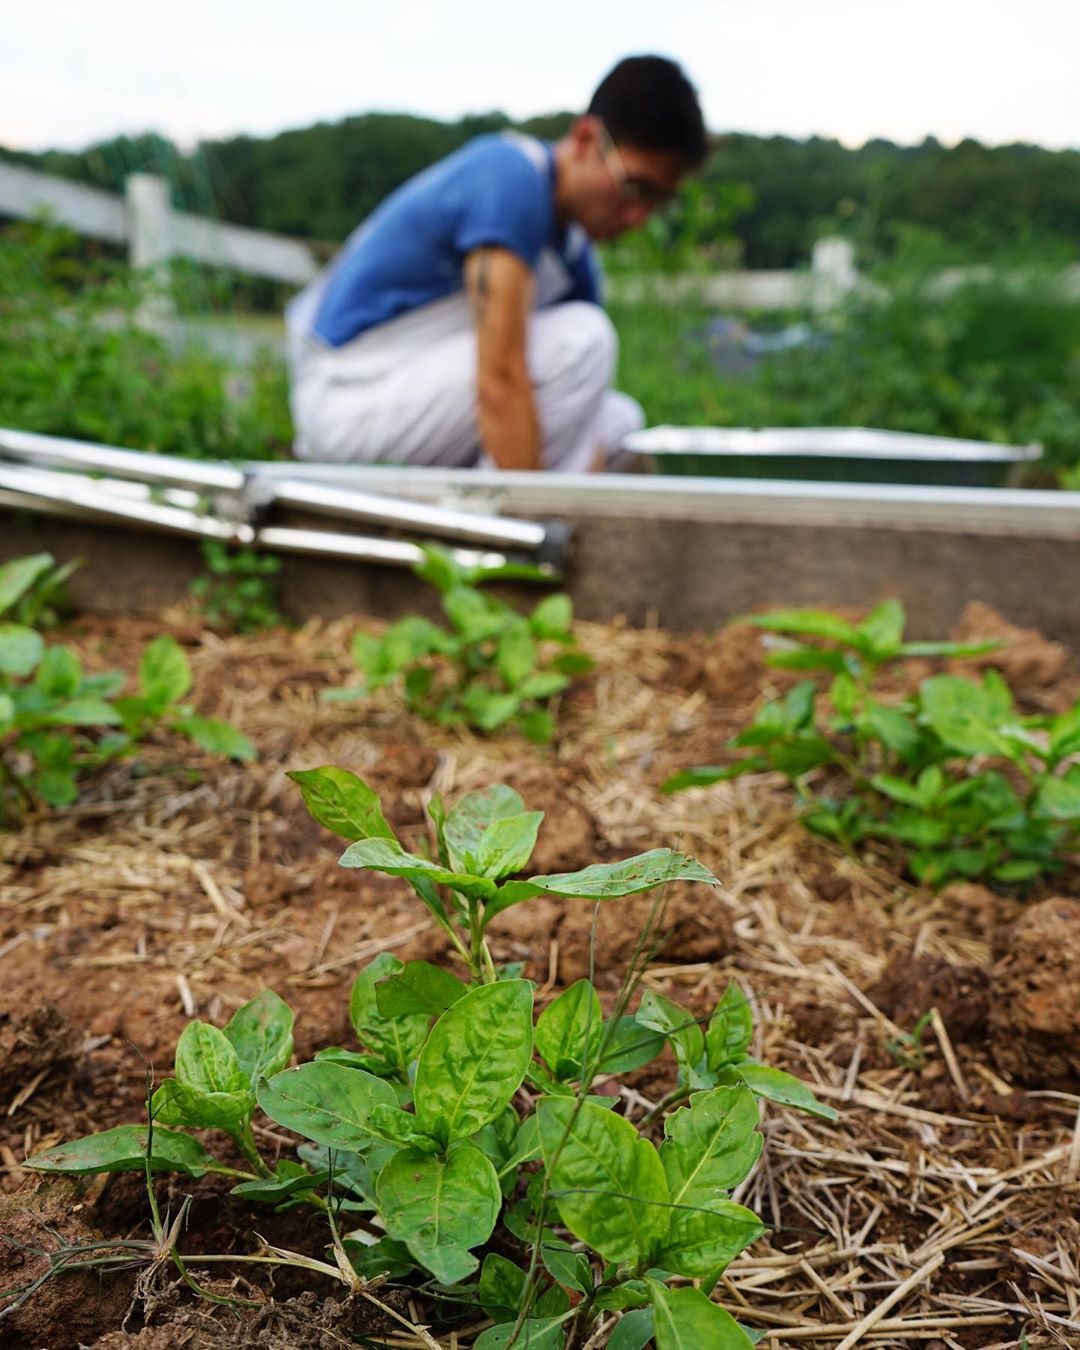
[{"xmin": 2, "ymin": 605, "xmax": 1079, "ymax": 1348}]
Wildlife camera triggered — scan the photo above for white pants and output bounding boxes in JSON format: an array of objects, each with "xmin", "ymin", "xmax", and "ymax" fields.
[{"xmin": 288, "ymin": 294, "xmax": 644, "ymax": 472}]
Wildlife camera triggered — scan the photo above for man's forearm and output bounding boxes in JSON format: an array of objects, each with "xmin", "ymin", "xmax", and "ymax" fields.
[{"xmin": 476, "ymin": 372, "xmax": 542, "ymax": 470}]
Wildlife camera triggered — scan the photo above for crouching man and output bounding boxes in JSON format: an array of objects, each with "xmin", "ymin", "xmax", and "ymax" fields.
[{"xmin": 285, "ymin": 55, "xmax": 708, "ymax": 471}]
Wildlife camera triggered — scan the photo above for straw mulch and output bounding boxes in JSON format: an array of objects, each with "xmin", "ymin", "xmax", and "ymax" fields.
[{"xmin": 1, "ymin": 608, "xmax": 1078, "ymax": 1349}]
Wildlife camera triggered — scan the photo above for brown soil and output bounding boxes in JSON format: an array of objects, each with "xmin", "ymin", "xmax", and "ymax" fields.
[
  {"xmin": 989, "ymin": 896, "xmax": 1080, "ymax": 1087},
  {"xmin": 1, "ymin": 602, "xmax": 1077, "ymax": 1347}
]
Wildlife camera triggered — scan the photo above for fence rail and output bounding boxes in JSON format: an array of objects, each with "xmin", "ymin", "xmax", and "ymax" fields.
[{"xmin": 0, "ymin": 161, "xmax": 320, "ymax": 286}]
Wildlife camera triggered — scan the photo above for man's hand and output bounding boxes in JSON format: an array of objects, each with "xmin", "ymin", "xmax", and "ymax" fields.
[{"xmin": 465, "ymin": 247, "xmax": 541, "ymax": 470}]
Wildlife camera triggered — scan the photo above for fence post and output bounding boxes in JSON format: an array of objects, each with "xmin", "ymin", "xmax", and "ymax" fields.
[
  {"xmin": 125, "ymin": 173, "xmax": 175, "ymax": 331},
  {"xmin": 810, "ymin": 237, "xmax": 857, "ymax": 313}
]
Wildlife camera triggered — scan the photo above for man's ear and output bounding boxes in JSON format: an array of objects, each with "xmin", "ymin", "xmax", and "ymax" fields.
[{"xmin": 569, "ymin": 115, "xmax": 598, "ymax": 160}]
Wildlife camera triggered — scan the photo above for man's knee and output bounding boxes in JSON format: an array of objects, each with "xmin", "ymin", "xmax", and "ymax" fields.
[{"xmin": 531, "ymin": 302, "xmax": 618, "ymax": 388}]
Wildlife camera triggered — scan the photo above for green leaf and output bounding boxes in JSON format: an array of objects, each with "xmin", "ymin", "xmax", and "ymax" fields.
[
  {"xmin": 350, "ymin": 953, "xmax": 429, "ymax": 1073},
  {"xmin": 729, "ymin": 1063, "xmax": 838, "ymax": 1121},
  {"xmin": 377, "ymin": 1141, "xmax": 501, "ymax": 1285},
  {"xmin": 661, "ymin": 1085, "xmax": 762, "ymax": 1203},
  {"xmin": 479, "ymin": 1252, "xmax": 529, "ymax": 1320},
  {"xmin": 257, "ymin": 1062, "xmax": 396, "ymax": 1149},
  {"xmin": 705, "ymin": 983, "xmax": 754, "ymax": 1071},
  {"xmin": 33, "ymin": 766, "xmax": 77, "ymax": 807},
  {"xmin": 414, "ymin": 980, "xmax": 534, "ymax": 1145},
  {"xmin": 172, "ymin": 716, "xmax": 256, "ymax": 761},
  {"xmin": 540, "ymin": 1239, "xmax": 593, "ymax": 1295},
  {"xmin": 43, "ymin": 696, "xmax": 123, "ymax": 727},
  {"xmin": 648, "ymin": 1281, "xmax": 755, "ymax": 1349},
  {"xmin": 367, "ymin": 1104, "xmax": 439, "ymax": 1150},
  {"xmin": 35, "ymin": 645, "xmax": 81, "ymax": 698},
  {"xmin": 764, "ymin": 642, "xmax": 849, "ymax": 675},
  {"xmin": 518, "ymin": 671, "xmax": 570, "ymax": 701},
  {"xmin": 607, "ymin": 1308, "xmax": 655, "ymax": 1350},
  {"xmin": 497, "ymin": 623, "xmax": 538, "ymax": 689},
  {"xmin": 900, "ymin": 639, "xmax": 1001, "ymax": 659},
  {"xmin": 538, "ymin": 1098, "xmax": 669, "ymax": 1263},
  {"xmin": 139, "ymin": 635, "xmax": 192, "ymax": 707},
  {"xmin": 655, "ymin": 1198, "xmax": 765, "ymax": 1277},
  {"xmin": 375, "ymin": 960, "xmax": 469, "ymax": 1018},
  {"xmin": 535, "ymin": 980, "xmax": 603, "ymax": 1080},
  {"xmin": 444, "ymin": 584, "xmax": 506, "ymax": 642},
  {"xmin": 530, "ymin": 593, "xmax": 573, "ymax": 638},
  {"xmin": 344, "ymin": 1235, "xmax": 416, "ymax": 1280},
  {"xmin": 870, "ymin": 773, "xmax": 929, "ymax": 808},
  {"xmin": 661, "ymin": 761, "xmax": 764, "ymax": 793},
  {"xmin": 517, "ymin": 706, "xmax": 557, "ymax": 743},
  {"xmin": 487, "ymin": 849, "xmax": 718, "ymax": 923},
  {"xmin": 1049, "ymin": 705, "xmax": 1080, "ymax": 762},
  {"xmin": 462, "ymin": 685, "xmax": 520, "ymax": 731},
  {"xmin": 223, "ymin": 991, "xmax": 294, "ymax": 1085},
  {"xmin": 736, "ymin": 608, "xmax": 861, "ymax": 647},
  {"xmin": 440, "ymin": 783, "xmax": 524, "ymax": 869},
  {"xmin": 174, "ymin": 1022, "xmax": 248, "ymax": 1095},
  {"xmin": 856, "ymin": 598, "xmax": 905, "ymax": 656},
  {"xmin": 472, "ymin": 1319, "xmax": 566, "ymax": 1350},
  {"xmin": 474, "ymin": 811, "xmax": 544, "ymax": 879},
  {"xmin": 636, "ymin": 989, "xmax": 705, "ymax": 1082},
  {"xmin": 230, "ymin": 1161, "xmax": 328, "ymax": 1203},
  {"xmin": 287, "ymin": 766, "xmax": 397, "ymax": 842},
  {"xmin": 829, "ymin": 671, "xmax": 858, "ymax": 718},
  {"xmin": 26, "ymin": 1124, "xmax": 227, "ymax": 1177},
  {"xmin": 595, "ymin": 1280, "xmax": 651, "ymax": 1311},
  {"xmin": 1034, "ymin": 772, "xmax": 1080, "ymax": 821},
  {"xmin": 0, "ymin": 622, "xmax": 44, "ymax": 676},
  {"xmin": 152, "ymin": 1080, "xmax": 250, "ymax": 1133},
  {"xmin": 920, "ymin": 675, "xmax": 1014, "ymax": 758},
  {"xmin": 596, "ymin": 1017, "xmax": 666, "ymax": 1075},
  {"xmin": 339, "ymin": 836, "xmax": 496, "ymax": 903},
  {"xmin": 859, "ymin": 703, "xmax": 920, "ymax": 758},
  {"xmin": 0, "ymin": 553, "xmax": 54, "ymax": 617}
]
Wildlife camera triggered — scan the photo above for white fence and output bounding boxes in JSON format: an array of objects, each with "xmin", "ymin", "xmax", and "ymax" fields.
[{"xmin": 0, "ymin": 161, "xmax": 320, "ymax": 286}]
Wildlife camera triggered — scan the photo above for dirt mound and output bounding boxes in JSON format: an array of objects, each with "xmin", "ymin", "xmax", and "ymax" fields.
[
  {"xmin": 951, "ymin": 600, "xmax": 1071, "ymax": 702},
  {"xmin": 989, "ymin": 896, "xmax": 1080, "ymax": 1089},
  {"xmin": 0, "ymin": 1183, "xmax": 133, "ymax": 1349},
  {"xmin": 0, "ymin": 1001, "xmax": 74, "ymax": 1105},
  {"xmin": 872, "ymin": 953, "xmax": 990, "ymax": 1044},
  {"xmin": 88, "ymin": 1288, "xmax": 399, "ymax": 1349}
]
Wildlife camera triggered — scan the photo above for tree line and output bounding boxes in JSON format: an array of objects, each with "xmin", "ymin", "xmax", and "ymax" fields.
[{"xmin": 4, "ymin": 111, "xmax": 1080, "ymax": 267}]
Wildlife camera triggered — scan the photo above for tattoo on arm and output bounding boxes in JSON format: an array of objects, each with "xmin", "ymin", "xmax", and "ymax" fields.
[{"xmin": 472, "ymin": 250, "xmax": 490, "ymax": 321}]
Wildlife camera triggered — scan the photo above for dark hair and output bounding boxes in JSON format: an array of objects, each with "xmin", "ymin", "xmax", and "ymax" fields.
[{"xmin": 587, "ymin": 56, "xmax": 709, "ymax": 169}]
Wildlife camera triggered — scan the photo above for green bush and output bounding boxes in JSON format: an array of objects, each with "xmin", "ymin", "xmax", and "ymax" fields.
[
  {"xmin": 326, "ymin": 545, "xmax": 593, "ymax": 743},
  {"xmin": 612, "ymin": 240, "xmax": 1080, "ymax": 481},
  {"xmin": 663, "ymin": 600, "xmax": 1080, "ymax": 889},
  {"xmin": 28, "ymin": 771, "xmax": 836, "ymax": 1346},
  {"xmin": 0, "ymin": 552, "xmax": 255, "ymax": 820},
  {"xmin": 0, "ymin": 220, "xmax": 292, "ymax": 460}
]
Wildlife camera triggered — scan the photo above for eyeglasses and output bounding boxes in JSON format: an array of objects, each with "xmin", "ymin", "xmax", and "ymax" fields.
[{"xmin": 595, "ymin": 121, "xmax": 674, "ymax": 208}]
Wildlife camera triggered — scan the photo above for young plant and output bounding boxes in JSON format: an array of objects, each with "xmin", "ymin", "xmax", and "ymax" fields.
[
  {"xmin": 664, "ymin": 599, "xmax": 1080, "ymax": 887},
  {"xmin": 27, "ymin": 774, "xmax": 837, "ymax": 1348},
  {"xmin": 325, "ymin": 544, "xmax": 592, "ymax": 743},
  {"xmin": 189, "ymin": 539, "xmax": 285, "ymax": 634},
  {"xmin": 0, "ymin": 552, "xmax": 255, "ymax": 818}
]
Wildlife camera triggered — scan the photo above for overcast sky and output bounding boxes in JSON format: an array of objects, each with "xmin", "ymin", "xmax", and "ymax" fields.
[{"xmin": 5, "ymin": 0, "xmax": 1078, "ymax": 154}]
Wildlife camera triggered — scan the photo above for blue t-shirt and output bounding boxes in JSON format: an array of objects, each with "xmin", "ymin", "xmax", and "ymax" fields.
[{"xmin": 303, "ymin": 133, "xmax": 601, "ymax": 348}]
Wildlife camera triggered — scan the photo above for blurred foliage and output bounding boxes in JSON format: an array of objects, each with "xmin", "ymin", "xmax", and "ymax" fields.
[
  {"xmin": 612, "ymin": 234, "xmax": 1080, "ymax": 478},
  {"xmin": 7, "ymin": 119, "xmax": 1080, "ymax": 268},
  {"xmin": 0, "ymin": 220, "xmax": 292, "ymax": 460}
]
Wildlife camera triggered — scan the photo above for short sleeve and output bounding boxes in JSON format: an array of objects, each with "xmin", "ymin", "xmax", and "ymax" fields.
[{"xmin": 449, "ymin": 142, "xmax": 552, "ymax": 269}]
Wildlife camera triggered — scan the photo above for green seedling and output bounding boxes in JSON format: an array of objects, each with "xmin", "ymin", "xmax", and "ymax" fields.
[
  {"xmin": 26, "ymin": 774, "xmax": 838, "ymax": 1347},
  {"xmin": 0, "ymin": 553, "xmax": 255, "ymax": 819},
  {"xmin": 189, "ymin": 539, "xmax": 285, "ymax": 634},
  {"xmin": 885, "ymin": 1010, "xmax": 935, "ymax": 1071},
  {"xmin": 324, "ymin": 544, "xmax": 593, "ymax": 743},
  {"xmin": 664, "ymin": 599, "xmax": 1080, "ymax": 889}
]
